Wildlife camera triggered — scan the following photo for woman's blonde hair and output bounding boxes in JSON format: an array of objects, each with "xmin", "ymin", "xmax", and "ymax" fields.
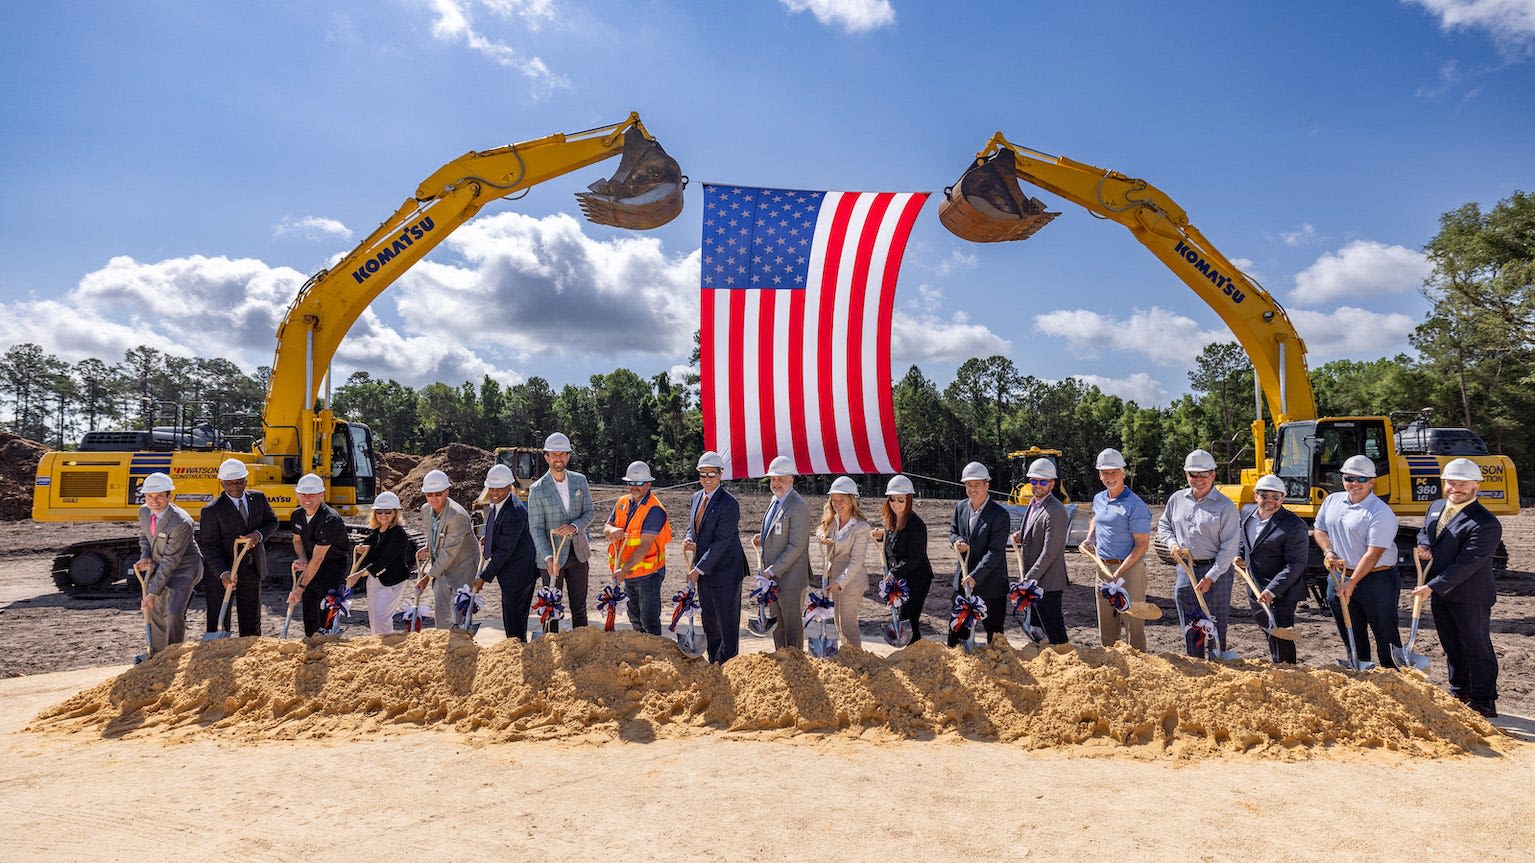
[
  {"xmin": 367, "ymin": 505, "xmax": 399, "ymax": 530},
  {"xmin": 819, "ymin": 493, "xmax": 868, "ymax": 537}
]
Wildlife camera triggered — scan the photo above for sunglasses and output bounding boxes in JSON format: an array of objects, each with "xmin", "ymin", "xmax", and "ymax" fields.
[
  {"xmin": 625, "ymin": 481, "xmax": 648, "ymax": 487},
  {"xmin": 697, "ymin": 471, "xmax": 720, "ymax": 478},
  {"xmin": 1028, "ymin": 479, "xmax": 1053, "ymax": 486},
  {"xmin": 1255, "ymin": 491, "xmax": 1284, "ymax": 500},
  {"xmin": 1341, "ymin": 475, "xmax": 1372, "ymax": 484},
  {"xmin": 1185, "ymin": 471, "xmax": 1214, "ymax": 478}
]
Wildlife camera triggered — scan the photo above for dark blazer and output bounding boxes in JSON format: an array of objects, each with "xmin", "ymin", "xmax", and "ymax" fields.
[
  {"xmin": 1017, "ymin": 497, "xmax": 1070, "ymax": 591},
  {"xmin": 197, "ymin": 491, "xmax": 279, "ymax": 580},
  {"xmin": 949, "ymin": 498, "xmax": 1011, "ymax": 595},
  {"xmin": 478, "ymin": 495, "xmax": 538, "ymax": 588},
  {"xmin": 685, "ymin": 488, "xmax": 748, "ymax": 584},
  {"xmin": 360, "ymin": 524, "xmax": 419, "ymax": 587},
  {"xmin": 883, "ymin": 512, "xmax": 933, "ymax": 586},
  {"xmin": 1418, "ymin": 499, "xmax": 1501, "ymax": 607},
  {"xmin": 1237, "ymin": 505, "xmax": 1310, "ymax": 605}
]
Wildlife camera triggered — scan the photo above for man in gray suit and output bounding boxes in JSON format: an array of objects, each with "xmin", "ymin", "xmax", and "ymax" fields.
[
  {"xmin": 133, "ymin": 471, "xmax": 202, "ymax": 656},
  {"xmin": 415, "ymin": 469, "xmax": 478, "ymax": 628},
  {"xmin": 753, "ymin": 455, "xmax": 811, "ymax": 651},
  {"xmin": 527, "ymin": 432, "xmax": 595, "ymax": 631},
  {"xmin": 1011, "ymin": 457, "xmax": 1071, "ymax": 646}
]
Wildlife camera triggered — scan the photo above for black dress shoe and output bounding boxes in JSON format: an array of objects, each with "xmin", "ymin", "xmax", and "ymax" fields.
[
  {"xmin": 1470, "ymin": 701, "xmax": 1498, "ymax": 719},
  {"xmin": 1452, "ymin": 691, "xmax": 1471, "ymax": 704}
]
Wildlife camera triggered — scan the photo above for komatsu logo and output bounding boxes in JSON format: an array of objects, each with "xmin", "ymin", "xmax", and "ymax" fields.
[
  {"xmin": 1174, "ymin": 240, "xmax": 1245, "ymax": 303},
  {"xmin": 351, "ymin": 216, "xmax": 436, "ymax": 283}
]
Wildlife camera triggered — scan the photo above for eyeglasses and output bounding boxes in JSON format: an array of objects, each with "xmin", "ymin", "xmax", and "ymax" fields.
[
  {"xmin": 1028, "ymin": 479, "xmax": 1053, "ymax": 486},
  {"xmin": 1255, "ymin": 491, "xmax": 1284, "ymax": 500},
  {"xmin": 1341, "ymin": 475, "xmax": 1372, "ymax": 484},
  {"xmin": 625, "ymin": 481, "xmax": 648, "ymax": 487},
  {"xmin": 697, "ymin": 471, "xmax": 720, "ymax": 478},
  {"xmin": 1185, "ymin": 470, "xmax": 1214, "ymax": 479}
]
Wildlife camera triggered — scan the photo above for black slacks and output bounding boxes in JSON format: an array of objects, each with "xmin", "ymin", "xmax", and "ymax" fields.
[
  {"xmin": 1431, "ymin": 595, "xmax": 1498, "ymax": 703},
  {"xmin": 696, "ymin": 575, "xmax": 745, "ymax": 664}
]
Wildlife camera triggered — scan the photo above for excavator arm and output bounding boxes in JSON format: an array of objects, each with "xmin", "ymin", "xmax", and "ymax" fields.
[
  {"xmin": 938, "ymin": 133, "xmax": 1316, "ymax": 441},
  {"xmin": 260, "ymin": 113, "xmax": 683, "ymax": 478}
]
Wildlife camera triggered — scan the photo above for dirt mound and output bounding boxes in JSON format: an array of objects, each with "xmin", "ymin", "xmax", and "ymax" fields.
[
  {"xmin": 394, "ymin": 444, "xmax": 494, "ymax": 511},
  {"xmin": 375, "ymin": 451, "xmax": 420, "ymax": 495},
  {"xmin": 29, "ymin": 630, "xmax": 1499, "ymax": 759},
  {"xmin": 0, "ymin": 433, "xmax": 48, "ymax": 521}
]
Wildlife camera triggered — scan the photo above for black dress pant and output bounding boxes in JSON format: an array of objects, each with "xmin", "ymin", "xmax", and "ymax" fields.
[
  {"xmin": 203, "ymin": 561, "xmax": 263, "ymax": 636},
  {"xmin": 1250, "ymin": 595, "xmax": 1300, "ymax": 664},
  {"xmin": 1036, "ymin": 589, "xmax": 1069, "ymax": 645},
  {"xmin": 948, "ymin": 587, "xmax": 1006, "ymax": 648},
  {"xmin": 499, "ymin": 574, "xmax": 539, "ymax": 642},
  {"xmin": 300, "ymin": 571, "xmax": 344, "ymax": 637},
  {"xmin": 899, "ymin": 572, "xmax": 933, "ymax": 643},
  {"xmin": 542, "ymin": 557, "xmax": 590, "ymax": 630},
  {"xmin": 697, "ymin": 575, "xmax": 745, "ymax": 664},
  {"xmin": 1431, "ymin": 595, "xmax": 1498, "ymax": 703},
  {"xmin": 1327, "ymin": 567, "xmax": 1402, "ymax": 668}
]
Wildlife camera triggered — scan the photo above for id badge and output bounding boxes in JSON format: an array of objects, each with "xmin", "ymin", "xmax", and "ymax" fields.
[{"xmin": 774, "ymin": 521, "xmax": 784, "ymax": 536}]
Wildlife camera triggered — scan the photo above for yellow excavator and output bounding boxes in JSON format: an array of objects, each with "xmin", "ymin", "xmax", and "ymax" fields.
[
  {"xmin": 940, "ymin": 133, "xmax": 1518, "ymax": 582},
  {"xmin": 33, "ymin": 114, "xmax": 684, "ymax": 593}
]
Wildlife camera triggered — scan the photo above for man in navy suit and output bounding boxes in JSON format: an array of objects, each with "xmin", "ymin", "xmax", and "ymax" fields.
[
  {"xmin": 1414, "ymin": 458, "xmax": 1503, "ymax": 718},
  {"xmin": 1236, "ymin": 474, "xmax": 1309, "ymax": 663},
  {"xmin": 683, "ymin": 451, "xmax": 749, "ymax": 664},
  {"xmin": 948, "ymin": 461, "xmax": 1011, "ymax": 647},
  {"xmin": 470, "ymin": 464, "xmax": 539, "ymax": 641},
  {"xmin": 197, "ymin": 458, "xmax": 279, "ymax": 636}
]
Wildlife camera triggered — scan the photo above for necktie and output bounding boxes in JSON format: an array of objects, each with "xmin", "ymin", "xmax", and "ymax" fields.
[
  {"xmin": 695, "ymin": 494, "xmax": 709, "ymax": 533},
  {"xmin": 236, "ymin": 496, "xmax": 247, "ymax": 523},
  {"xmin": 764, "ymin": 498, "xmax": 781, "ymax": 535},
  {"xmin": 149, "ymin": 513, "xmax": 158, "ymax": 541}
]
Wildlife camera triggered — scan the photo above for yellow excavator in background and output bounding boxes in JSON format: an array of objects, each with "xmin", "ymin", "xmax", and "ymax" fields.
[
  {"xmin": 939, "ymin": 132, "xmax": 1518, "ymax": 582},
  {"xmin": 32, "ymin": 114, "xmax": 684, "ymax": 593}
]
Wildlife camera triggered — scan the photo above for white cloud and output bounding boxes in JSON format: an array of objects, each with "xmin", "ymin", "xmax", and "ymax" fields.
[
  {"xmin": 934, "ymin": 249, "xmax": 979, "ymax": 277},
  {"xmin": 1289, "ymin": 306, "xmax": 1418, "ymax": 360},
  {"xmin": 780, "ymin": 0, "xmax": 896, "ymax": 32},
  {"xmin": 1407, "ymin": 0, "xmax": 1535, "ymax": 50},
  {"xmin": 1280, "ymin": 223, "xmax": 1319, "ymax": 246},
  {"xmin": 1072, "ymin": 372, "xmax": 1170, "ymax": 408},
  {"xmin": 1031, "ymin": 306, "xmax": 1227, "ymax": 366},
  {"xmin": 274, "ymin": 215, "xmax": 353, "ymax": 242},
  {"xmin": 1291, "ymin": 240, "xmax": 1432, "ymax": 304},
  {"xmin": 482, "ymin": 0, "xmax": 557, "ymax": 29},
  {"xmin": 890, "ymin": 309, "xmax": 1008, "ymax": 363},
  {"xmin": 424, "ymin": 0, "xmax": 568, "ymax": 94}
]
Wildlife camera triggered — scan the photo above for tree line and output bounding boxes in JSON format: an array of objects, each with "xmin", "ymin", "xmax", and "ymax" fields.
[{"xmin": 3, "ymin": 191, "xmax": 1531, "ymax": 499}]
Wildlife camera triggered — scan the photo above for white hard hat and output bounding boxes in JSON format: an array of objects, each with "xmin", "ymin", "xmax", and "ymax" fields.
[
  {"xmin": 829, "ymin": 476, "xmax": 859, "ymax": 496},
  {"xmin": 884, "ymin": 475, "xmax": 915, "ymax": 496},
  {"xmin": 766, "ymin": 455, "xmax": 796, "ymax": 477},
  {"xmin": 623, "ymin": 461, "xmax": 654, "ymax": 483},
  {"xmin": 1184, "ymin": 449, "xmax": 1218, "ymax": 472},
  {"xmin": 141, "ymin": 472, "xmax": 175, "ymax": 494},
  {"xmin": 1026, "ymin": 458, "xmax": 1057, "ymax": 480},
  {"xmin": 543, "ymin": 432, "xmax": 572, "ymax": 453},
  {"xmin": 373, "ymin": 491, "xmax": 401, "ymax": 510},
  {"xmin": 961, "ymin": 461, "xmax": 991, "ymax": 482},
  {"xmin": 485, "ymin": 464, "xmax": 515, "ymax": 489},
  {"xmin": 295, "ymin": 473, "xmax": 325, "ymax": 495},
  {"xmin": 697, "ymin": 451, "xmax": 726, "ymax": 470},
  {"xmin": 1254, "ymin": 474, "xmax": 1286, "ymax": 494},
  {"xmin": 1096, "ymin": 448, "xmax": 1127, "ymax": 469},
  {"xmin": 422, "ymin": 469, "xmax": 451, "ymax": 493},
  {"xmin": 1441, "ymin": 458, "xmax": 1482, "ymax": 483},
  {"xmin": 217, "ymin": 458, "xmax": 249, "ymax": 481},
  {"xmin": 1341, "ymin": 456, "xmax": 1377, "ymax": 479}
]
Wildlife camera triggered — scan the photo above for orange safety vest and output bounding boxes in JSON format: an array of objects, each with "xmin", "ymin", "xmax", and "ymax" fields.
[{"xmin": 610, "ymin": 491, "xmax": 672, "ymax": 577}]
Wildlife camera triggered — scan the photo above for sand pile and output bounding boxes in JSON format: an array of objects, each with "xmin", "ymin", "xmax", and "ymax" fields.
[
  {"xmin": 29, "ymin": 630, "xmax": 1499, "ymax": 758},
  {"xmin": 394, "ymin": 444, "xmax": 493, "ymax": 511},
  {"xmin": 0, "ymin": 433, "xmax": 47, "ymax": 521}
]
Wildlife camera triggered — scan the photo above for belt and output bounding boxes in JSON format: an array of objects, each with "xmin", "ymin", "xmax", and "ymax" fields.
[
  {"xmin": 1100, "ymin": 558, "xmax": 1123, "ymax": 566},
  {"xmin": 1345, "ymin": 565, "xmax": 1394, "ymax": 576},
  {"xmin": 1192, "ymin": 558, "xmax": 1214, "ymax": 566}
]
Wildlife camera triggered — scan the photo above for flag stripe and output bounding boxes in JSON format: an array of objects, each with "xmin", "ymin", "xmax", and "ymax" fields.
[{"xmin": 699, "ymin": 184, "xmax": 928, "ymax": 478}]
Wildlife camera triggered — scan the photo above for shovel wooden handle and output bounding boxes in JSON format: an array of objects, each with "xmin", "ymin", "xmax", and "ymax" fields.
[
  {"xmin": 1172, "ymin": 547, "xmax": 1216, "ymax": 618},
  {"xmin": 1410, "ymin": 552, "xmax": 1430, "ymax": 620},
  {"xmin": 1330, "ymin": 568, "xmax": 1356, "ymax": 629},
  {"xmin": 1079, "ymin": 546, "xmax": 1118, "ymax": 583}
]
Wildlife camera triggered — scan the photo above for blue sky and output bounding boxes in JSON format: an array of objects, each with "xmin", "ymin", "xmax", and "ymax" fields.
[{"xmin": 2, "ymin": 0, "xmax": 1533, "ymax": 409}]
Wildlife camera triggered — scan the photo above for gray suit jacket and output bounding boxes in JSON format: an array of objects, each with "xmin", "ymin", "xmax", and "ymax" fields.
[
  {"xmin": 527, "ymin": 471, "xmax": 594, "ymax": 566},
  {"xmin": 420, "ymin": 499, "xmax": 478, "ymax": 584},
  {"xmin": 137, "ymin": 503, "xmax": 203, "ymax": 595},
  {"xmin": 759, "ymin": 490, "xmax": 811, "ymax": 589},
  {"xmin": 1018, "ymin": 496, "xmax": 1070, "ymax": 592}
]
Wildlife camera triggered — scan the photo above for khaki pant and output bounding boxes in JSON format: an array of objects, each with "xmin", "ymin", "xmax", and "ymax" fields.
[
  {"xmin": 1096, "ymin": 558, "xmax": 1148, "ymax": 650},
  {"xmin": 833, "ymin": 579, "xmax": 865, "ymax": 650}
]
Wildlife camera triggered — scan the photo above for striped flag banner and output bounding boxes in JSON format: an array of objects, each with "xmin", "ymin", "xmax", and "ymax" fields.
[{"xmin": 700, "ymin": 184, "xmax": 929, "ymax": 479}]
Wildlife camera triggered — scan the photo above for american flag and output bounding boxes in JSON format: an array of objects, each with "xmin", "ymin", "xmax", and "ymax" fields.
[{"xmin": 699, "ymin": 184, "xmax": 929, "ymax": 479}]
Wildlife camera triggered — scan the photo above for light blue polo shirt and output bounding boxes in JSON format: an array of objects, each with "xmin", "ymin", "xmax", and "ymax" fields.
[{"xmin": 1092, "ymin": 486, "xmax": 1152, "ymax": 560}]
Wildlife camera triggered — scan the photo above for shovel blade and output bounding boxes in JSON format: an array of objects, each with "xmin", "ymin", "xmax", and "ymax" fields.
[
  {"xmin": 676, "ymin": 632, "xmax": 706, "ymax": 659},
  {"xmin": 1391, "ymin": 646, "xmax": 1431, "ymax": 672},
  {"xmin": 1336, "ymin": 658, "xmax": 1378, "ymax": 671},
  {"xmin": 201, "ymin": 631, "xmax": 233, "ymax": 642},
  {"xmin": 746, "ymin": 611, "xmax": 777, "ymax": 637},
  {"xmin": 1268, "ymin": 626, "xmax": 1301, "ymax": 641},
  {"xmin": 1126, "ymin": 602, "xmax": 1163, "ymax": 621},
  {"xmin": 881, "ymin": 619, "xmax": 912, "ymax": 648}
]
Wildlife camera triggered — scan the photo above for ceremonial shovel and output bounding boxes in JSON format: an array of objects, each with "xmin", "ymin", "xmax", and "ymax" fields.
[
  {"xmin": 1390, "ymin": 553, "xmax": 1433, "ymax": 672},
  {"xmin": 531, "ymin": 532, "xmax": 569, "ymax": 640},
  {"xmin": 746, "ymin": 543, "xmax": 778, "ymax": 637},
  {"xmin": 132, "ymin": 569, "xmax": 154, "ymax": 663},
  {"xmin": 281, "ymin": 562, "xmax": 302, "ymax": 639},
  {"xmin": 806, "ymin": 543, "xmax": 839, "ymax": 658},
  {"xmin": 1171, "ymin": 547, "xmax": 1239, "ymax": 661},
  {"xmin": 1232, "ymin": 560, "xmax": 1300, "ymax": 642},
  {"xmin": 1080, "ymin": 547, "xmax": 1162, "ymax": 620},
  {"xmin": 671, "ymin": 551, "xmax": 706, "ymax": 659},
  {"xmin": 1330, "ymin": 569, "xmax": 1377, "ymax": 671},
  {"xmin": 202, "ymin": 537, "xmax": 251, "ymax": 642},
  {"xmin": 878, "ymin": 541, "xmax": 912, "ymax": 647},
  {"xmin": 1007, "ymin": 541, "xmax": 1045, "ymax": 645}
]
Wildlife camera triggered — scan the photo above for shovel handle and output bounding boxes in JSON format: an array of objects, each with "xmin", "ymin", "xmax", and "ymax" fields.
[
  {"xmin": 1079, "ymin": 547, "xmax": 1117, "ymax": 583},
  {"xmin": 1409, "ymin": 552, "xmax": 1431, "ymax": 621},
  {"xmin": 1330, "ymin": 570, "xmax": 1356, "ymax": 629}
]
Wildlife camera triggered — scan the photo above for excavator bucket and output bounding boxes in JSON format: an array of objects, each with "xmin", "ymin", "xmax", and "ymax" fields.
[
  {"xmin": 576, "ymin": 127, "xmax": 685, "ymax": 230},
  {"xmin": 938, "ymin": 147, "xmax": 1060, "ymax": 243}
]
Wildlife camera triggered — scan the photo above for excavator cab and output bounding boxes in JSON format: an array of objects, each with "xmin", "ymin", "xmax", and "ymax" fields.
[
  {"xmin": 576, "ymin": 127, "xmax": 686, "ymax": 230},
  {"xmin": 938, "ymin": 147, "xmax": 1060, "ymax": 243}
]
